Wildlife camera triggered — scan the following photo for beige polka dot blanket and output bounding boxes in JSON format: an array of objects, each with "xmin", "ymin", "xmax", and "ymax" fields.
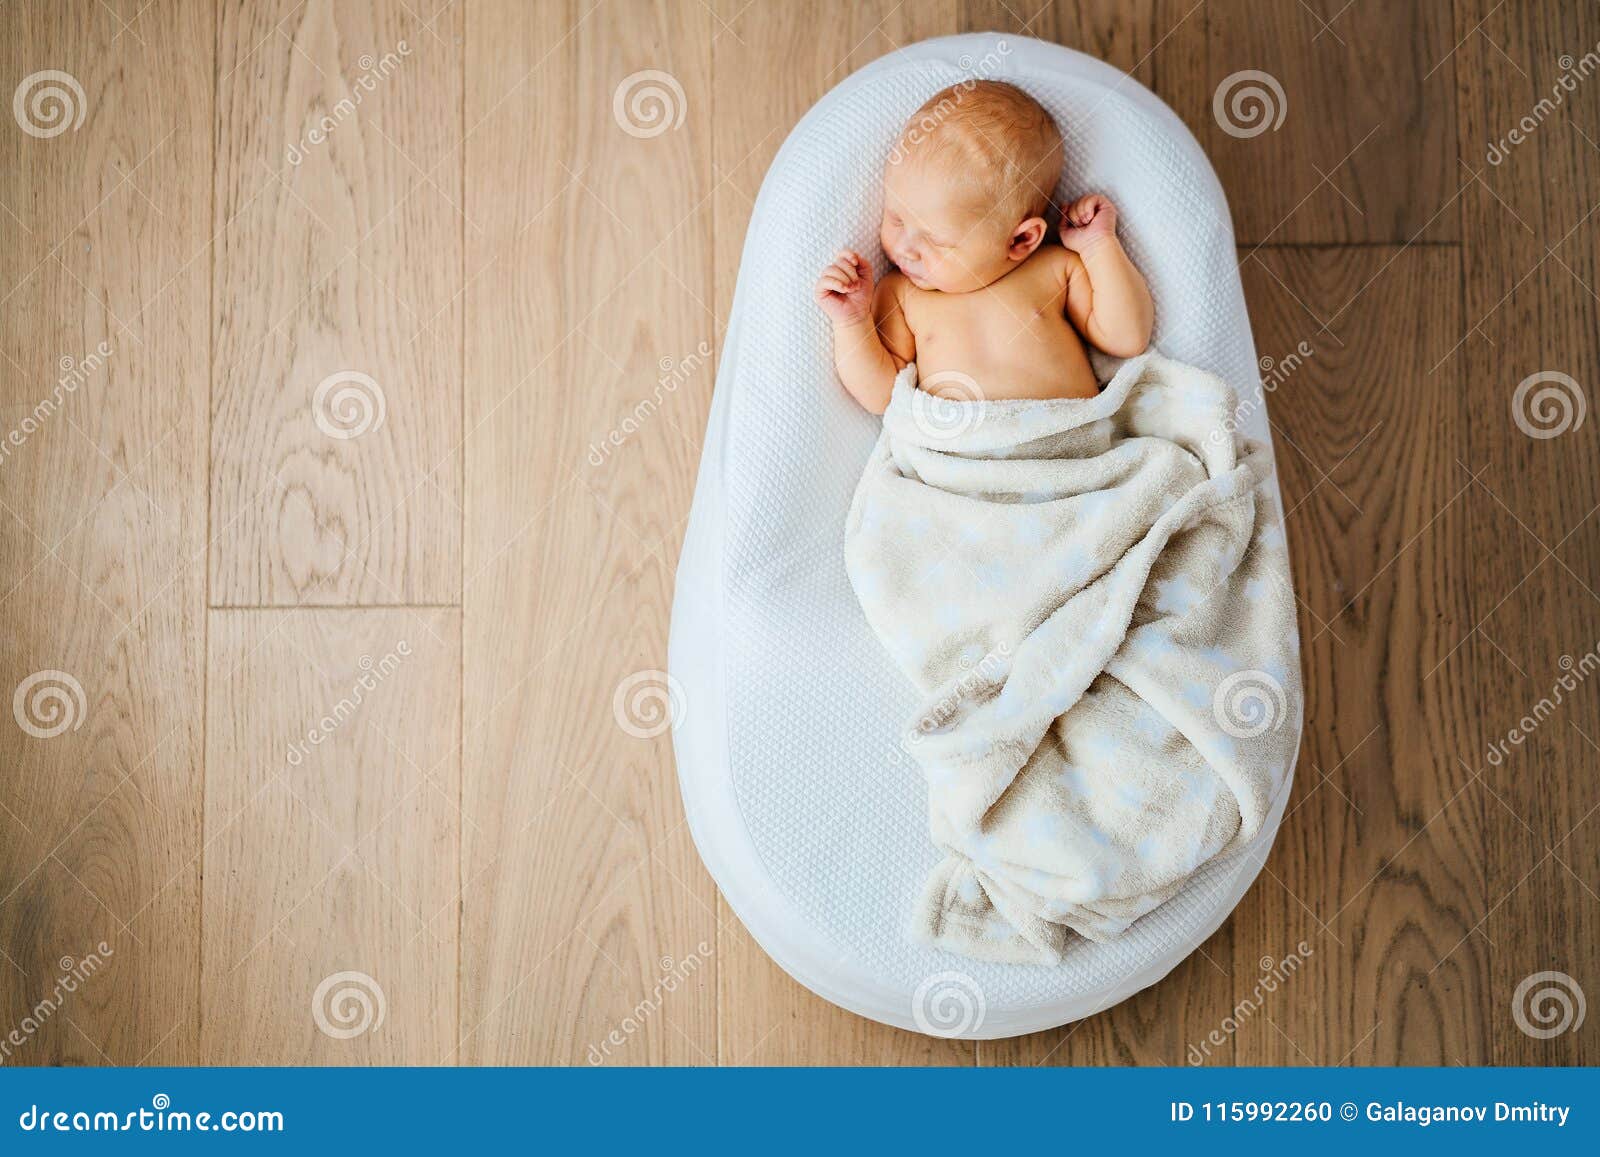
[{"xmin": 844, "ymin": 351, "xmax": 1302, "ymax": 965}]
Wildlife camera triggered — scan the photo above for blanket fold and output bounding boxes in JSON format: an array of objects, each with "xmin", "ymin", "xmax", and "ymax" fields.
[{"xmin": 844, "ymin": 352, "xmax": 1301, "ymax": 965}]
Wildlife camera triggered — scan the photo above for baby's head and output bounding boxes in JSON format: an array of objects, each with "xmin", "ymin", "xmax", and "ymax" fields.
[{"xmin": 882, "ymin": 80, "xmax": 1063, "ymax": 293}]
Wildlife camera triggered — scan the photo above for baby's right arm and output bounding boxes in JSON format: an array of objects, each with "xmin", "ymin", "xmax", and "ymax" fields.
[{"xmin": 814, "ymin": 250, "xmax": 913, "ymax": 415}]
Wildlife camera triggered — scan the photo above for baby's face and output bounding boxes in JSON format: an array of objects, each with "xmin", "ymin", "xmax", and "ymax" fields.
[{"xmin": 880, "ymin": 160, "xmax": 1016, "ymax": 294}]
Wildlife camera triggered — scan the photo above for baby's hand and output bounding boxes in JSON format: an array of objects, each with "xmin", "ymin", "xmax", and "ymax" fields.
[
  {"xmin": 1060, "ymin": 194, "xmax": 1119, "ymax": 253},
  {"xmin": 814, "ymin": 249, "xmax": 874, "ymax": 325}
]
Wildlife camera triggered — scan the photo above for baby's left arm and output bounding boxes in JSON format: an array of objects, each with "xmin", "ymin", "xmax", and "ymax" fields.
[{"xmin": 1060, "ymin": 195, "xmax": 1154, "ymax": 359}]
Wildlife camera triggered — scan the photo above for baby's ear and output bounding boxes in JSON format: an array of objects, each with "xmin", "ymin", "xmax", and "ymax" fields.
[{"xmin": 1008, "ymin": 216, "xmax": 1048, "ymax": 262}]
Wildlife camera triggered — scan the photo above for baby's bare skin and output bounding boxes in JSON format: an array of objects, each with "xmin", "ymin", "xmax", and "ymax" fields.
[
  {"xmin": 814, "ymin": 82, "xmax": 1153, "ymax": 412},
  {"xmin": 883, "ymin": 244, "xmax": 1099, "ymax": 402}
]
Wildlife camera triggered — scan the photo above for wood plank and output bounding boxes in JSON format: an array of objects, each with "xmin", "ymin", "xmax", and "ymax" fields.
[
  {"xmin": 958, "ymin": 0, "xmax": 1210, "ymax": 147},
  {"xmin": 1228, "ymin": 245, "xmax": 1483, "ymax": 1064},
  {"xmin": 209, "ymin": 0, "xmax": 462, "ymax": 606},
  {"xmin": 1204, "ymin": 1, "xmax": 1458, "ymax": 246},
  {"xmin": 1453, "ymin": 0, "xmax": 1600, "ymax": 1066},
  {"xmin": 708, "ymin": 0, "xmax": 974, "ymax": 1066},
  {"xmin": 0, "ymin": 0, "xmax": 210, "ymax": 1066},
  {"xmin": 459, "ymin": 0, "xmax": 718, "ymax": 1065},
  {"xmin": 966, "ymin": 0, "xmax": 1456, "ymax": 246},
  {"xmin": 201, "ymin": 607, "xmax": 459, "ymax": 1063}
]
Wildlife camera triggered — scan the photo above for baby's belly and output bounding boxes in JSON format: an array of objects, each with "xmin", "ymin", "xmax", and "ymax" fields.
[{"xmin": 916, "ymin": 328, "xmax": 1099, "ymax": 401}]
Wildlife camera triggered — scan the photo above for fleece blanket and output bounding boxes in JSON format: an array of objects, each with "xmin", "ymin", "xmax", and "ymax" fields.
[{"xmin": 844, "ymin": 351, "xmax": 1302, "ymax": 965}]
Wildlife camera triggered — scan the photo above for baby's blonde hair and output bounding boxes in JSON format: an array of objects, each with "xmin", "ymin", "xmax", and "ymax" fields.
[{"xmin": 893, "ymin": 80, "xmax": 1064, "ymax": 228}]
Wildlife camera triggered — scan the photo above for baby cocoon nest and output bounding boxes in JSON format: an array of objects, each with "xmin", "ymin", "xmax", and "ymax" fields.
[{"xmin": 819, "ymin": 82, "xmax": 1302, "ymax": 965}]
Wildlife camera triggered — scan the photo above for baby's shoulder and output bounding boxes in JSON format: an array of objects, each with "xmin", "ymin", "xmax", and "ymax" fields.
[
  {"xmin": 1033, "ymin": 242, "xmax": 1082, "ymax": 281},
  {"xmin": 876, "ymin": 268, "xmax": 914, "ymax": 304},
  {"xmin": 875, "ymin": 268, "xmax": 919, "ymax": 316}
]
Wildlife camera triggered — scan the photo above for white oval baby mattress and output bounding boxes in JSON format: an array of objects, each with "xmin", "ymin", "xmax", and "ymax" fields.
[{"xmin": 669, "ymin": 32, "xmax": 1302, "ymax": 1039}]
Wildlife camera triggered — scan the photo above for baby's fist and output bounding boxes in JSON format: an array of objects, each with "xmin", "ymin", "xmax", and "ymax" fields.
[
  {"xmin": 814, "ymin": 250, "xmax": 874, "ymax": 325},
  {"xmin": 1060, "ymin": 194, "xmax": 1119, "ymax": 253}
]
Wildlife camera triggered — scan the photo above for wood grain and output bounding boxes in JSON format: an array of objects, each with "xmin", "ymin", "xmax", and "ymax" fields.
[
  {"xmin": 458, "ymin": 0, "xmax": 718, "ymax": 1065},
  {"xmin": 1452, "ymin": 0, "xmax": 1600, "ymax": 1066},
  {"xmin": 1203, "ymin": 1, "xmax": 1459, "ymax": 246},
  {"xmin": 0, "ymin": 0, "xmax": 210, "ymax": 1066},
  {"xmin": 959, "ymin": 0, "xmax": 1210, "ymax": 147},
  {"xmin": 209, "ymin": 0, "xmax": 462, "ymax": 606},
  {"xmin": 1230, "ymin": 245, "xmax": 1486, "ymax": 1065},
  {"xmin": 201, "ymin": 607, "xmax": 459, "ymax": 1063}
]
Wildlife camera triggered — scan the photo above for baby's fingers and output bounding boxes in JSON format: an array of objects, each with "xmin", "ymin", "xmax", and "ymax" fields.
[{"xmin": 834, "ymin": 250, "xmax": 873, "ymax": 280}]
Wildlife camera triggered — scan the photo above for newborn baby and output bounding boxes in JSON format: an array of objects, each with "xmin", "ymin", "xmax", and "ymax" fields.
[{"xmin": 814, "ymin": 80, "xmax": 1153, "ymax": 409}]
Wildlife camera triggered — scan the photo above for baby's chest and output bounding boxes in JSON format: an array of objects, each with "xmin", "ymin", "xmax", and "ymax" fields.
[{"xmin": 914, "ymin": 291, "xmax": 1075, "ymax": 357}]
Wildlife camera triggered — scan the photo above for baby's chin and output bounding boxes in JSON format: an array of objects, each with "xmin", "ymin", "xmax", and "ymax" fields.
[
  {"xmin": 894, "ymin": 264, "xmax": 942, "ymax": 292},
  {"xmin": 908, "ymin": 271, "xmax": 993, "ymax": 295}
]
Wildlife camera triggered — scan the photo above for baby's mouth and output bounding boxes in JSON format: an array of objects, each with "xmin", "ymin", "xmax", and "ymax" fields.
[{"xmin": 895, "ymin": 260, "xmax": 928, "ymax": 285}]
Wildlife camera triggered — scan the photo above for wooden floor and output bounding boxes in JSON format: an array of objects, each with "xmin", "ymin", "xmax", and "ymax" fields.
[{"xmin": 1, "ymin": 0, "xmax": 1596, "ymax": 1066}]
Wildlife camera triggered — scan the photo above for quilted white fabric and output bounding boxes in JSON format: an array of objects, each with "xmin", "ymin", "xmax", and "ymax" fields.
[{"xmin": 670, "ymin": 33, "xmax": 1301, "ymax": 1037}]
